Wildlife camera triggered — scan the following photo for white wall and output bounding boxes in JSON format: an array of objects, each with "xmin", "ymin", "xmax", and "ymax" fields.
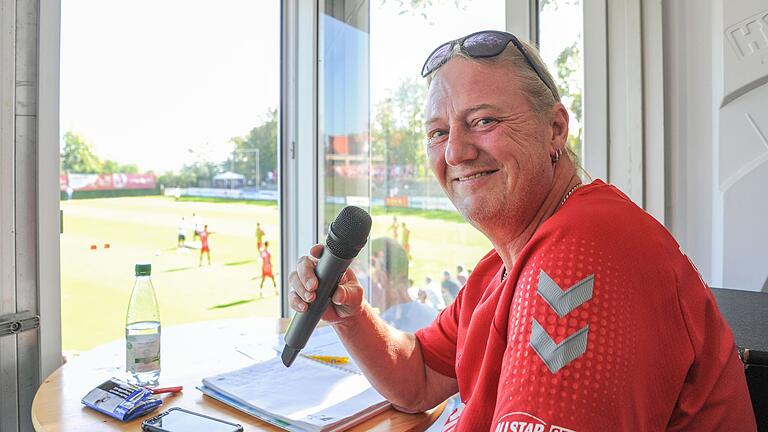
[{"xmin": 664, "ymin": 0, "xmax": 768, "ymax": 291}]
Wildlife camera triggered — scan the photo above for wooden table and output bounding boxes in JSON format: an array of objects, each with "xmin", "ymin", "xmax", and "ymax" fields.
[{"xmin": 31, "ymin": 317, "xmax": 445, "ymax": 431}]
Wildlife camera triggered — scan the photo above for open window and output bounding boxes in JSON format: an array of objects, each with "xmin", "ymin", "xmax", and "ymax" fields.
[{"xmin": 58, "ymin": 1, "xmax": 283, "ymax": 354}]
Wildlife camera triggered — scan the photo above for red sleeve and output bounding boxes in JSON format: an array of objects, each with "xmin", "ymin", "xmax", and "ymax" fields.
[
  {"xmin": 415, "ymin": 290, "xmax": 463, "ymax": 378},
  {"xmin": 490, "ymin": 219, "xmax": 755, "ymax": 431},
  {"xmin": 490, "ymin": 226, "xmax": 693, "ymax": 430},
  {"xmin": 666, "ymin": 254, "xmax": 756, "ymax": 431}
]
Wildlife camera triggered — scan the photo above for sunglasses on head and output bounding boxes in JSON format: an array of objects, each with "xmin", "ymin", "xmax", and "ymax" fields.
[{"xmin": 420, "ymin": 30, "xmax": 559, "ymax": 100}]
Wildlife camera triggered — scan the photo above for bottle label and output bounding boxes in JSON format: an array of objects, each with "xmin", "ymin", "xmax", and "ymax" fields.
[{"xmin": 126, "ymin": 333, "xmax": 160, "ymax": 373}]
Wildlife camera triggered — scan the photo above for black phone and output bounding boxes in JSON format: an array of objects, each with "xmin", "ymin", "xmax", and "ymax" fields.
[{"xmin": 141, "ymin": 407, "xmax": 243, "ymax": 432}]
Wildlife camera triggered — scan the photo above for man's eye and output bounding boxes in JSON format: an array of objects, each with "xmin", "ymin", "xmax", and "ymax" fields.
[
  {"xmin": 476, "ymin": 118, "xmax": 496, "ymax": 126},
  {"xmin": 428, "ymin": 130, "xmax": 447, "ymax": 140}
]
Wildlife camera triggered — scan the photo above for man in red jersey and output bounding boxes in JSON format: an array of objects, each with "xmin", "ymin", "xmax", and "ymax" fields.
[
  {"xmin": 260, "ymin": 241, "xmax": 277, "ymax": 296},
  {"xmin": 198, "ymin": 225, "xmax": 212, "ymax": 266},
  {"xmin": 287, "ymin": 31, "xmax": 756, "ymax": 431}
]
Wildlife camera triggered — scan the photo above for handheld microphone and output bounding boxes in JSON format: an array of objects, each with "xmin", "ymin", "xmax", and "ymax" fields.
[{"xmin": 281, "ymin": 206, "xmax": 372, "ymax": 367}]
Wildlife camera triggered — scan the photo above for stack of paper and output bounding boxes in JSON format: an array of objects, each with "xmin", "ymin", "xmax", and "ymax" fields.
[{"xmin": 200, "ymin": 327, "xmax": 390, "ymax": 431}]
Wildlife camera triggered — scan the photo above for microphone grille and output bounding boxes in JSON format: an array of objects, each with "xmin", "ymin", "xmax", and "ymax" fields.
[{"xmin": 326, "ymin": 206, "xmax": 372, "ymax": 259}]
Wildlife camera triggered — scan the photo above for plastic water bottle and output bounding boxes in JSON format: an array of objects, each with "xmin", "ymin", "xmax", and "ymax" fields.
[{"xmin": 125, "ymin": 263, "xmax": 161, "ymax": 386}]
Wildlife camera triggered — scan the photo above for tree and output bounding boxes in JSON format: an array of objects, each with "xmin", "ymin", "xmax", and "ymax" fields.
[
  {"xmin": 371, "ymin": 77, "xmax": 428, "ymax": 175},
  {"xmin": 385, "ymin": 0, "xmax": 466, "ymax": 20},
  {"xmin": 101, "ymin": 160, "xmax": 139, "ymax": 174},
  {"xmin": 60, "ymin": 131, "xmax": 102, "ymax": 173},
  {"xmin": 228, "ymin": 109, "xmax": 278, "ymax": 187},
  {"xmin": 159, "ymin": 161, "xmax": 223, "ymax": 188},
  {"xmin": 540, "ymin": 0, "xmax": 581, "ymax": 11},
  {"xmin": 554, "ymin": 39, "xmax": 583, "ymax": 157},
  {"xmin": 540, "ymin": 0, "xmax": 584, "ymax": 157}
]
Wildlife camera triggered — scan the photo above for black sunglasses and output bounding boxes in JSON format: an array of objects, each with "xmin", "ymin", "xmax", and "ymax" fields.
[{"xmin": 420, "ymin": 30, "xmax": 559, "ymax": 100}]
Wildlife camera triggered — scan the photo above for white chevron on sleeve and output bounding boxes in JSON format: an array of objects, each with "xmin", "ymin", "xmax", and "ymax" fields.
[{"xmin": 537, "ymin": 271, "xmax": 594, "ymax": 317}]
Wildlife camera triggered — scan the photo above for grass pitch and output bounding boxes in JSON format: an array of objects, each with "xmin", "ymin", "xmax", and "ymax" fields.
[{"xmin": 60, "ymin": 196, "xmax": 491, "ymax": 351}]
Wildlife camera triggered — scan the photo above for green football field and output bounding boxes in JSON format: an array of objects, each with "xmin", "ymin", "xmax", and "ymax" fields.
[{"xmin": 60, "ymin": 196, "xmax": 491, "ymax": 352}]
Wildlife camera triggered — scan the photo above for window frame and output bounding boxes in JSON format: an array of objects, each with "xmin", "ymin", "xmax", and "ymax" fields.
[
  {"xmin": 39, "ymin": 0, "xmax": 64, "ymax": 381},
  {"xmin": 280, "ymin": 0, "xmax": 320, "ymax": 317}
]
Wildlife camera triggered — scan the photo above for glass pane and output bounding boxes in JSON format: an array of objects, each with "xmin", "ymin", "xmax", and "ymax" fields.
[
  {"xmin": 59, "ymin": 1, "xmax": 281, "ymax": 354},
  {"xmin": 370, "ymin": 0, "xmax": 500, "ymax": 331},
  {"xmin": 539, "ymin": 0, "xmax": 585, "ymax": 163},
  {"xmin": 320, "ymin": 1, "xmax": 371, "ymax": 231},
  {"xmin": 319, "ymin": 0, "xmax": 373, "ymax": 312},
  {"xmin": 321, "ymin": 0, "xmax": 501, "ymax": 333}
]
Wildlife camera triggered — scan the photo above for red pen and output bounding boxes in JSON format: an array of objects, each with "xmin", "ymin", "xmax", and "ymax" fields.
[{"xmin": 149, "ymin": 386, "xmax": 183, "ymax": 395}]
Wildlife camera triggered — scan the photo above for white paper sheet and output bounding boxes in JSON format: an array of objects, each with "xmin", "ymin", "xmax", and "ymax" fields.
[{"xmin": 201, "ymin": 354, "xmax": 388, "ymax": 432}]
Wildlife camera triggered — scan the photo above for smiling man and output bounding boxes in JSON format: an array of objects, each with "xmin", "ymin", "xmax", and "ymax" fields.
[{"xmin": 289, "ymin": 31, "xmax": 756, "ymax": 431}]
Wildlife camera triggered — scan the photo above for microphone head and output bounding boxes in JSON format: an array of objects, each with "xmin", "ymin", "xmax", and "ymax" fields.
[{"xmin": 326, "ymin": 206, "xmax": 372, "ymax": 259}]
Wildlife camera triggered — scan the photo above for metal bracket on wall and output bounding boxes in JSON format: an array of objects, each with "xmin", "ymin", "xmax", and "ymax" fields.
[{"xmin": 0, "ymin": 311, "xmax": 40, "ymax": 337}]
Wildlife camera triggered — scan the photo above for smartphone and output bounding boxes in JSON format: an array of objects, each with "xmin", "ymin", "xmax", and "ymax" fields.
[{"xmin": 141, "ymin": 407, "xmax": 243, "ymax": 432}]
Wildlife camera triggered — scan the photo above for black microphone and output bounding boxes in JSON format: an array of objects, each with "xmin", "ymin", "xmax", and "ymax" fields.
[{"xmin": 281, "ymin": 206, "xmax": 372, "ymax": 367}]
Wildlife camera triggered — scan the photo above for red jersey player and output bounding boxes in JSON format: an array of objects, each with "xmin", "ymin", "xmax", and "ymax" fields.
[
  {"xmin": 198, "ymin": 225, "xmax": 212, "ymax": 267},
  {"xmin": 260, "ymin": 241, "xmax": 277, "ymax": 296}
]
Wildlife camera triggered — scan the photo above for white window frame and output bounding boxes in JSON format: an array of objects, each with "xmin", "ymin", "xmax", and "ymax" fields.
[
  {"xmin": 506, "ymin": 0, "xmax": 538, "ymax": 43},
  {"xmin": 280, "ymin": 0, "xmax": 319, "ymax": 317},
  {"xmin": 579, "ymin": 0, "xmax": 666, "ymax": 223},
  {"xmin": 39, "ymin": 0, "xmax": 63, "ymax": 382}
]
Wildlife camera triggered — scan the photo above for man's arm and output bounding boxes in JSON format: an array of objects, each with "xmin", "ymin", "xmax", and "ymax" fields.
[
  {"xmin": 333, "ymin": 303, "xmax": 457, "ymax": 412},
  {"xmin": 288, "ymin": 245, "xmax": 458, "ymax": 412}
]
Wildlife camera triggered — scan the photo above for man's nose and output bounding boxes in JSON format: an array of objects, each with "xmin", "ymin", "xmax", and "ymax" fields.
[{"xmin": 444, "ymin": 127, "xmax": 479, "ymax": 166}]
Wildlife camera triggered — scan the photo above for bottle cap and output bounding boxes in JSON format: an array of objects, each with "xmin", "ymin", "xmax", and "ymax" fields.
[{"xmin": 135, "ymin": 263, "xmax": 151, "ymax": 276}]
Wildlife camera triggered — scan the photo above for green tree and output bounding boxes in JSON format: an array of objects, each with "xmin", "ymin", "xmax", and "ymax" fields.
[
  {"xmin": 541, "ymin": 0, "xmax": 581, "ymax": 11},
  {"xmin": 60, "ymin": 131, "xmax": 102, "ymax": 173},
  {"xmin": 371, "ymin": 77, "xmax": 428, "ymax": 176},
  {"xmin": 539, "ymin": 0, "xmax": 583, "ymax": 157},
  {"xmin": 101, "ymin": 160, "xmax": 139, "ymax": 174},
  {"xmin": 159, "ymin": 161, "xmax": 223, "ymax": 188},
  {"xmin": 554, "ymin": 39, "xmax": 583, "ymax": 157},
  {"xmin": 385, "ymin": 0, "xmax": 466, "ymax": 19},
  {"xmin": 228, "ymin": 108, "xmax": 278, "ymax": 187},
  {"xmin": 157, "ymin": 171, "xmax": 186, "ymax": 188}
]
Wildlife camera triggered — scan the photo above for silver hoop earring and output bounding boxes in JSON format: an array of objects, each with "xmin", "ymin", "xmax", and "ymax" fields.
[{"xmin": 551, "ymin": 148, "xmax": 562, "ymax": 163}]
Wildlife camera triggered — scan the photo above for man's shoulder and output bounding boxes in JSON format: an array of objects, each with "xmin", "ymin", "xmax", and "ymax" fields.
[{"xmin": 544, "ymin": 181, "xmax": 678, "ymax": 258}]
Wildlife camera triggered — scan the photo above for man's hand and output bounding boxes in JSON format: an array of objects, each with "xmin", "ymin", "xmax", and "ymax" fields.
[{"xmin": 288, "ymin": 244, "xmax": 365, "ymax": 324}]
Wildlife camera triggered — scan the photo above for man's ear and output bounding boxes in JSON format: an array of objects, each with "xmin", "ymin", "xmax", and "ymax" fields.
[{"xmin": 549, "ymin": 102, "xmax": 570, "ymax": 149}]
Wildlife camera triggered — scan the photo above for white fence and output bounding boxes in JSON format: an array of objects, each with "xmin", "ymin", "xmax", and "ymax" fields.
[
  {"xmin": 164, "ymin": 187, "xmax": 278, "ymax": 201},
  {"xmin": 165, "ymin": 187, "xmax": 456, "ymax": 212}
]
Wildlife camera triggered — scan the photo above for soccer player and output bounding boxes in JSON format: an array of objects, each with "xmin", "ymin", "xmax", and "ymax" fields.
[
  {"xmin": 198, "ymin": 225, "xmax": 212, "ymax": 266},
  {"xmin": 260, "ymin": 241, "xmax": 277, "ymax": 296},
  {"xmin": 389, "ymin": 216, "xmax": 399, "ymax": 239},
  {"xmin": 255, "ymin": 222, "xmax": 265, "ymax": 251},
  {"xmin": 192, "ymin": 212, "xmax": 203, "ymax": 241},
  {"xmin": 176, "ymin": 217, "xmax": 187, "ymax": 248},
  {"xmin": 400, "ymin": 222, "xmax": 411, "ymax": 260}
]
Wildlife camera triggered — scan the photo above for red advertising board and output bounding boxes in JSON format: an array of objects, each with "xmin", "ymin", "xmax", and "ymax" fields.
[
  {"xmin": 66, "ymin": 173, "xmax": 112, "ymax": 191},
  {"xmin": 61, "ymin": 172, "xmax": 156, "ymax": 191},
  {"xmin": 385, "ymin": 196, "xmax": 409, "ymax": 208},
  {"xmin": 117, "ymin": 173, "xmax": 156, "ymax": 190},
  {"xmin": 60, "ymin": 174, "xmax": 68, "ymax": 191}
]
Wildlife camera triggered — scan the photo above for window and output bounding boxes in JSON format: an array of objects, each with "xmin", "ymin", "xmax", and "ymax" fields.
[
  {"xmin": 319, "ymin": 0, "xmax": 504, "ymax": 331},
  {"xmin": 539, "ymin": 0, "xmax": 585, "ymax": 163},
  {"xmin": 59, "ymin": 1, "xmax": 281, "ymax": 353}
]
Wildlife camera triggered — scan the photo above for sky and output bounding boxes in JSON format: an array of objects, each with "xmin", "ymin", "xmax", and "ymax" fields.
[{"xmin": 60, "ymin": 0, "xmax": 582, "ymax": 173}]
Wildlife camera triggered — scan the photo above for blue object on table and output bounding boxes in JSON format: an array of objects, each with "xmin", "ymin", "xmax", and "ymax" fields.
[{"xmin": 81, "ymin": 378, "xmax": 162, "ymax": 421}]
